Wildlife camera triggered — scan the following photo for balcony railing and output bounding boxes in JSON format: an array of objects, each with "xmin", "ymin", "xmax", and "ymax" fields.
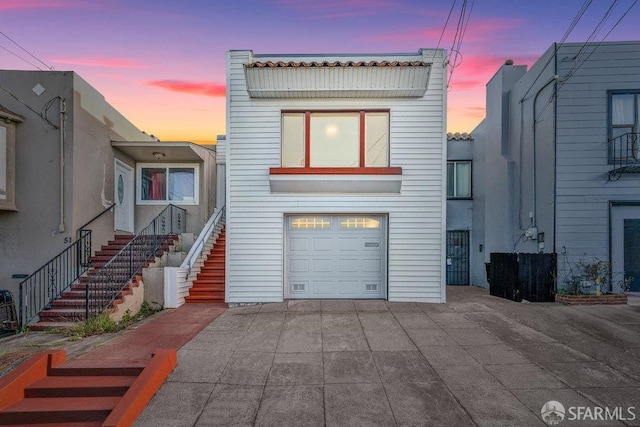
[
  {"xmin": 609, "ymin": 132, "xmax": 640, "ymax": 181},
  {"xmin": 84, "ymin": 204, "xmax": 186, "ymax": 320}
]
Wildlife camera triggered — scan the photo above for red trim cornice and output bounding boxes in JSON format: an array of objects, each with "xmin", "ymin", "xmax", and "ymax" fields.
[{"xmin": 270, "ymin": 167, "xmax": 402, "ymax": 175}]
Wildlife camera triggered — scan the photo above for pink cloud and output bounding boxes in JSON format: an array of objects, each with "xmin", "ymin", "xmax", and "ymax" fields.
[
  {"xmin": 366, "ymin": 17, "xmax": 522, "ymax": 44},
  {"xmin": 448, "ymin": 54, "xmax": 538, "ymax": 90},
  {"xmin": 277, "ymin": 0, "xmax": 400, "ymax": 18},
  {"xmin": 464, "ymin": 106, "xmax": 487, "ymax": 119},
  {"xmin": 0, "ymin": 0, "xmax": 83, "ymax": 10},
  {"xmin": 145, "ymin": 80, "xmax": 226, "ymax": 98},
  {"xmin": 50, "ymin": 57, "xmax": 143, "ymax": 68}
]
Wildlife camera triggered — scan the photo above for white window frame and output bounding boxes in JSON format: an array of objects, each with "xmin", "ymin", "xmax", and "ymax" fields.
[
  {"xmin": 136, "ymin": 163, "xmax": 199, "ymax": 205},
  {"xmin": 447, "ymin": 160, "xmax": 472, "ymax": 199},
  {"xmin": 0, "ymin": 118, "xmax": 19, "ymax": 211}
]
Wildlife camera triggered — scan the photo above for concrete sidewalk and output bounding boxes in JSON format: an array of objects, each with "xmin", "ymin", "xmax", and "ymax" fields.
[{"xmin": 137, "ymin": 287, "xmax": 640, "ymax": 426}]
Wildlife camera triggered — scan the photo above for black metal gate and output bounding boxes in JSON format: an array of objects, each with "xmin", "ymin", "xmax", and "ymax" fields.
[{"xmin": 446, "ymin": 230, "xmax": 470, "ymax": 285}]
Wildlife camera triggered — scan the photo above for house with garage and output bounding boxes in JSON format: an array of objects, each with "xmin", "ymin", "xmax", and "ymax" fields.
[
  {"xmin": 471, "ymin": 41, "xmax": 640, "ymax": 294},
  {"xmin": 446, "ymin": 132, "xmax": 473, "ymax": 286},
  {"xmin": 0, "ymin": 70, "xmax": 217, "ymax": 326},
  {"xmin": 225, "ymin": 49, "xmax": 447, "ymax": 303}
]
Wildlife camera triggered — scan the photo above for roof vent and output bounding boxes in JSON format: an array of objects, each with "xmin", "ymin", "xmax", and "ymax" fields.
[{"xmin": 504, "ymin": 59, "xmax": 514, "ymax": 66}]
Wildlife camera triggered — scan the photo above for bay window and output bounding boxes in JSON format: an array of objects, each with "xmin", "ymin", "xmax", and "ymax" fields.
[{"xmin": 280, "ymin": 110, "xmax": 390, "ymax": 169}]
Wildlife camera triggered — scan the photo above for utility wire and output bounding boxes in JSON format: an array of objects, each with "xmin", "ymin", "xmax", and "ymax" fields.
[
  {"xmin": 0, "ymin": 30, "xmax": 53, "ymax": 71},
  {"xmin": 0, "ymin": 85, "xmax": 59, "ymax": 129},
  {"xmin": 449, "ymin": 0, "xmax": 474, "ymax": 84},
  {"xmin": 558, "ymin": 0, "xmax": 638, "ymax": 91},
  {"xmin": 0, "ymin": 43, "xmax": 44, "ymax": 70},
  {"xmin": 520, "ymin": 0, "xmax": 593, "ymax": 102},
  {"xmin": 432, "ymin": 0, "xmax": 458, "ymax": 63}
]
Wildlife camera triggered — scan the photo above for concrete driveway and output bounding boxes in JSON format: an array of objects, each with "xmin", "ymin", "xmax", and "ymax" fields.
[{"xmin": 136, "ymin": 287, "xmax": 640, "ymax": 426}]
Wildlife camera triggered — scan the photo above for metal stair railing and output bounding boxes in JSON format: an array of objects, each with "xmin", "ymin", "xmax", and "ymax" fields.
[
  {"xmin": 84, "ymin": 204, "xmax": 186, "ymax": 320},
  {"xmin": 609, "ymin": 132, "xmax": 640, "ymax": 180},
  {"xmin": 16, "ymin": 204, "xmax": 116, "ymax": 328},
  {"xmin": 181, "ymin": 206, "xmax": 225, "ymax": 279}
]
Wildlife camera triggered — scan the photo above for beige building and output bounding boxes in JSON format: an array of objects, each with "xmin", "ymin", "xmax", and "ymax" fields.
[{"xmin": 0, "ymin": 70, "xmax": 216, "ymax": 311}]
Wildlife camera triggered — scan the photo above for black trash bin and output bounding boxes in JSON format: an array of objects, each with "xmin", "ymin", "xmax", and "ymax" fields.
[{"xmin": 0, "ymin": 290, "xmax": 18, "ymax": 333}]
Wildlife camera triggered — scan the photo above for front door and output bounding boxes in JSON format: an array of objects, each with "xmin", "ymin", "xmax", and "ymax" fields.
[
  {"xmin": 114, "ymin": 160, "xmax": 134, "ymax": 233},
  {"xmin": 612, "ymin": 204, "xmax": 640, "ymax": 292},
  {"xmin": 446, "ymin": 230, "xmax": 470, "ymax": 285}
]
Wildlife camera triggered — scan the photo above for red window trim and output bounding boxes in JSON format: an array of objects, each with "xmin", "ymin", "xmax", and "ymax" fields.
[
  {"xmin": 270, "ymin": 167, "xmax": 402, "ymax": 175},
  {"xmin": 283, "ymin": 109, "xmax": 391, "ymax": 169}
]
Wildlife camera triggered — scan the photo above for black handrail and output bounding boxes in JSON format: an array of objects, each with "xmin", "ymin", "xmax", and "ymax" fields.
[
  {"xmin": 77, "ymin": 203, "xmax": 116, "ymax": 238},
  {"xmin": 84, "ymin": 204, "xmax": 186, "ymax": 320},
  {"xmin": 18, "ymin": 232, "xmax": 92, "ymax": 327},
  {"xmin": 609, "ymin": 132, "xmax": 640, "ymax": 180}
]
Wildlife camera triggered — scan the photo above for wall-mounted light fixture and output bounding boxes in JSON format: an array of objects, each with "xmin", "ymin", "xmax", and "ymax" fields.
[{"xmin": 152, "ymin": 152, "xmax": 165, "ymax": 160}]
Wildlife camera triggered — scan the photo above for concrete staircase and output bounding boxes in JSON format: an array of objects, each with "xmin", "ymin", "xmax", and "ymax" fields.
[
  {"xmin": 30, "ymin": 235, "xmax": 176, "ymax": 330},
  {"xmin": 185, "ymin": 227, "xmax": 225, "ymax": 303},
  {"xmin": 0, "ymin": 350, "xmax": 175, "ymax": 426}
]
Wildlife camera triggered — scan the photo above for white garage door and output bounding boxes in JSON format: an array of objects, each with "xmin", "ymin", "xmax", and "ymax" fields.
[{"xmin": 285, "ymin": 215, "xmax": 387, "ymax": 299}]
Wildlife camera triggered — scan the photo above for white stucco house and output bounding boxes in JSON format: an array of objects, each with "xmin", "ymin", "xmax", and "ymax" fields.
[
  {"xmin": 0, "ymin": 70, "xmax": 218, "ymax": 325},
  {"xmin": 472, "ymin": 41, "xmax": 640, "ymax": 294},
  {"xmin": 223, "ymin": 49, "xmax": 448, "ymax": 303}
]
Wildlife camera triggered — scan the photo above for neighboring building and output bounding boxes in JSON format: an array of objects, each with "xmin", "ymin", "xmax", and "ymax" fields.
[
  {"xmin": 225, "ymin": 49, "xmax": 448, "ymax": 303},
  {"xmin": 472, "ymin": 42, "xmax": 640, "ymax": 292},
  {"xmin": 0, "ymin": 70, "xmax": 217, "ymax": 300},
  {"xmin": 446, "ymin": 132, "xmax": 473, "ymax": 286}
]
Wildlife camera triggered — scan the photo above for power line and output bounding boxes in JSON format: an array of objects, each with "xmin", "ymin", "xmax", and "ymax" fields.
[
  {"xmin": 520, "ymin": 0, "xmax": 594, "ymax": 102},
  {"xmin": 0, "ymin": 30, "xmax": 53, "ymax": 71},
  {"xmin": 448, "ymin": 0, "xmax": 474, "ymax": 84},
  {"xmin": 0, "ymin": 85, "xmax": 59, "ymax": 129},
  {"xmin": 432, "ymin": 0, "xmax": 457, "ymax": 63},
  {"xmin": 557, "ymin": 0, "xmax": 638, "ymax": 91},
  {"xmin": 0, "ymin": 43, "xmax": 44, "ymax": 70}
]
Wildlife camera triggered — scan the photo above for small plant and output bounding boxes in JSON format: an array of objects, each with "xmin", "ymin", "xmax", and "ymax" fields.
[
  {"xmin": 560, "ymin": 248, "xmax": 633, "ymax": 294},
  {"xmin": 63, "ymin": 301, "xmax": 162, "ymax": 340}
]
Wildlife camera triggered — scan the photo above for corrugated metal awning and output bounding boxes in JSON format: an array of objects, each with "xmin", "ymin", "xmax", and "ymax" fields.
[{"xmin": 244, "ymin": 60, "xmax": 431, "ymax": 98}]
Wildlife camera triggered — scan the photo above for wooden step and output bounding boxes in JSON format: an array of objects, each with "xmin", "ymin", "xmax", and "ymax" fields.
[{"xmin": 25, "ymin": 376, "xmax": 136, "ymax": 398}]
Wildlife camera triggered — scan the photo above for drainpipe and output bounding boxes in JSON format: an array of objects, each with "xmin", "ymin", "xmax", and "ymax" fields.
[
  {"xmin": 531, "ymin": 76, "xmax": 558, "ymax": 231},
  {"xmin": 58, "ymin": 97, "xmax": 66, "ymax": 233}
]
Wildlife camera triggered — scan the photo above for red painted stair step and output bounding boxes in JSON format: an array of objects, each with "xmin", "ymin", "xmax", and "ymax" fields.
[
  {"xmin": 0, "ymin": 396, "xmax": 121, "ymax": 424},
  {"xmin": 25, "ymin": 375, "xmax": 136, "ymax": 398}
]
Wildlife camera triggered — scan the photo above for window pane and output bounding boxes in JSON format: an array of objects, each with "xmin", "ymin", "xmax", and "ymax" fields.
[
  {"xmin": 612, "ymin": 94, "xmax": 635, "ymax": 125},
  {"xmin": 365, "ymin": 113, "xmax": 389, "ymax": 166},
  {"xmin": 290, "ymin": 217, "xmax": 331, "ymax": 229},
  {"xmin": 340, "ymin": 217, "xmax": 380, "ymax": 229},
  {"xmin": 141, "ymin": 168, "xmax": 166, "ymax": 201},
  {"xmin": 455, "ymin": 162, "xmax": 471, "ymax": 198},
  {"xmin": 447, "ymin": 162, "xmax": 455, "ymax": 197},
  {"xmin": 282, "ymin": 113, "xmax": 305, "ymax": 167},
  {"xmin": 310, "ymin": 113, "xmax": 359, "ymax": 167},
  {"xmin": 169, "ymin": 168, "xmax": 195, "ymax": 201}
]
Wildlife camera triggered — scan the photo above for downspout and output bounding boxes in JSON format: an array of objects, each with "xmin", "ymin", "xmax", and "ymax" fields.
[
  {"xmin": 553, "ymin": 45, "xmax": 558, "ymax": 254},
  {"xmin": 531, "ymin": 74, "xmax": 558, "ymax": 231},
  {"xmin": 58, "ymin": 97, "xmax": 67, "ymax": 233}
]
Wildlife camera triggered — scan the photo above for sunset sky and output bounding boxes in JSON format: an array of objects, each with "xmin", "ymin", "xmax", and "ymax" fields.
[{"xmin": 2, "ymin": 0, "xmax": 640, "ymax": 144}]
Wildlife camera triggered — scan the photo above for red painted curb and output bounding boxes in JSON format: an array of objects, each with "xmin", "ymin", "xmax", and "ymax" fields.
[
  {"xmin": 102, "ymin": 349, "xmax": 177, "ymax": 427},
  {"xmin": 0, "ymin": 350, "xmax": 66, "ymax": 410}
]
